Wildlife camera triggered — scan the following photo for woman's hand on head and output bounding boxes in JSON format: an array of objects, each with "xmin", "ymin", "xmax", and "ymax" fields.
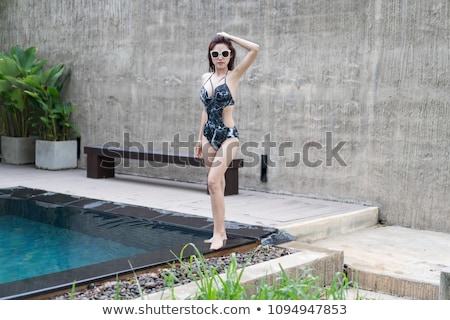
[{"xmin": 217, "ymin": 32, "xmax": 229, "ymax": 38}]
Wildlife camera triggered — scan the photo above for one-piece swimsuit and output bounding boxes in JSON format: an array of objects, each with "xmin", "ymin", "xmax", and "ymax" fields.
[{"xmin": 199, "ymin": 73, "xmax": 239, "ymax": 150}]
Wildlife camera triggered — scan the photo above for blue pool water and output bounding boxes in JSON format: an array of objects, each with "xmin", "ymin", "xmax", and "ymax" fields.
[{"xmin": 0, "ymin": 215, "xmax": 146, "ymax": 284}]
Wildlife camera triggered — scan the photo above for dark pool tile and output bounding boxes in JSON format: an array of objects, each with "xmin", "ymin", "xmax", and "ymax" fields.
[
  {"xmin": 3, "ymin": 187, "xmax": 48, "ymax": 198},
  {"xmin": 226, "ymin": 223, "xmax": 278, "ymax": 240},
  {"xmin": 109, "ymin": 205, "xmax": 165, "ymax": 220},
  {"xmin": 220, "ymin": 237, "xmax": 257, "ymax": 251},
  {"xmin": 68, "ymin": 198, "xmax": 103, "ymax": 208},
  {"xmin": 68, "ymin": 198, "xmax": 124, "ymax": 212},
  {"xmin": 0, "ymin": 187, "xmax": 13, "ymax": 195},
  {"xmin": 32, "ymin": 192, "xmax": 83, "ymax": 204},
  {"xmin": 153, "ymin": 212, "xmax": 213, "ymax": 229},
  {"xmin": 83, "ymin": 201, "xmax": 122, "ymax": 212},
  {"xmin": 176, "ymin": 223, "xmax": 277, "ymax": 242},
  {"xmin": 199, "ymin": 221, "xmax": 278, "ymax": 241}
]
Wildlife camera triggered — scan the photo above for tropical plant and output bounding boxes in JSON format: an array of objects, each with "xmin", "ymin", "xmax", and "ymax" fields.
[
  {"xmin": 17, "ymin": 64, "xmax": 80, "ymax": 141},
  {"xmin": 0, "ymin": 45, "xmax": 79, "ymax": 141},
  {"xmin": 0, "ymin": 45, "xmax": 46, "ymax": 137}
]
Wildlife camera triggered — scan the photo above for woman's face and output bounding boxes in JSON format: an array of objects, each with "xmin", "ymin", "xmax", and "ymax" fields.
[{"xmin": 210, "ymin": 43, "xmax": 232, "ymax": 70}]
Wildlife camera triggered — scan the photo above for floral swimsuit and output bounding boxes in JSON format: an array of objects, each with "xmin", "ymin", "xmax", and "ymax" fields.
[{"xmin": 199, "ymin": 73, "xmax": 239, "ymax": 150}]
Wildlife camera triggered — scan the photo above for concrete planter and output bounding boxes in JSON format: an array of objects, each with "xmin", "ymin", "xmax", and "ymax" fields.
[
  {"xmin": 35, "ymin": 140, "xmax": 78, "ymax": 170},
  {"xmin": 0, "ymin": 136, "xmax": 37, "ymax": 165}
]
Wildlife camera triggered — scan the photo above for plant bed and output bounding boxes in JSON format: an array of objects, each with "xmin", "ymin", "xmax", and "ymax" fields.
[
  {"xmin": 49, "ymin": 245, "xmax": 293, "ymax": 300},
  {"xmin": 48, "ymin": 242, "xmax": 353, "ymax": 300}
]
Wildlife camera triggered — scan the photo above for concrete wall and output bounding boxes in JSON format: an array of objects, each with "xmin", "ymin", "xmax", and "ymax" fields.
[{"xmin": 1, "ymin": 0, "xmax": 449, "ymax": 233}]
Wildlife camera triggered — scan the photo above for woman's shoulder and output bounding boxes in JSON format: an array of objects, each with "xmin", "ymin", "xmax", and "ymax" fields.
[
  {"xmin": 201, "ymin": 72, "xmax": 212, "ymax": 80},
  {"xmin": 200, "ymin": 72, "xmax": 213, "ymax": 85}
]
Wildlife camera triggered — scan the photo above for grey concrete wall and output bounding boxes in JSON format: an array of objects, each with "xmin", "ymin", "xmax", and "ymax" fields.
[{"xmin": 1, "ymin": 0, "xmax": 449, "ymax": 233}]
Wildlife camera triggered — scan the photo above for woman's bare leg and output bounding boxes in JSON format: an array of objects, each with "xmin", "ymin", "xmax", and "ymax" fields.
[
  {"xmin": 202, "ymin": 137, "xmax": 239, "ymax": 250},
  {"xmin": 201, "ymin": 138, "xmax": 218, "ymax": 245}
]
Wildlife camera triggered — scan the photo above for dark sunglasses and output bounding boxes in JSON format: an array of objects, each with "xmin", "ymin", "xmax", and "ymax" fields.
[{"xmin": 210, "ymin": 50, "xmax": 231, "ymax": 58}]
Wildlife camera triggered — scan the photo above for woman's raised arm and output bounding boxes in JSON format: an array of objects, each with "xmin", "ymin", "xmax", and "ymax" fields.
[{"xmin": 217, "ymin": 32, "xmax": 260, "ymax": 79}]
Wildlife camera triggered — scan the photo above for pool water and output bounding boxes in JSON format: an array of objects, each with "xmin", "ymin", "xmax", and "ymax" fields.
[
  {"xmin": 0, "ymin": 215, "xmax": 146, "ymax": 283},
  {"xmin": 0, "ymin": 187, "xmax": 278, "ymax": 299}
]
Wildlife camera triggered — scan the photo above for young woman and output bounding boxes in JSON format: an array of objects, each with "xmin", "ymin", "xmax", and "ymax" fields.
[{"xmin": 195, "ymin": 32, "xmax": 260, "ymax": 250}]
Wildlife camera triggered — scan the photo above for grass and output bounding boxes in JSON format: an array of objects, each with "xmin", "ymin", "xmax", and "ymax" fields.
[{"xmin": 162, "ymin": 243, "xmax": 361, "ymax": 300}]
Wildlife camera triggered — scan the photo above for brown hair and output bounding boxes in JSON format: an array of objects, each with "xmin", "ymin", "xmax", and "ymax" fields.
[{"xmin": 208, "ymin": 35, "xmax": 236, "ymax": 72}]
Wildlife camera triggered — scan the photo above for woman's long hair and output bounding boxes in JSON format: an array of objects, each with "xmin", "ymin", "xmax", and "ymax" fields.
[{"xmin": 208, "ymin": 35, "xmax": 236, "ymax": 72}]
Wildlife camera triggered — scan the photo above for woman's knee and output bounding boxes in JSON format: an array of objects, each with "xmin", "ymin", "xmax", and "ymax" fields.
[{"xmin": 207, "ymin": 175, "xmax": 224, "ymax": 194}]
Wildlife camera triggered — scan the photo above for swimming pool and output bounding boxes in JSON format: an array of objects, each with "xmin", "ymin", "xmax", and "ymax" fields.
[{"xmin": 0, "ymin": 186, "xmax": 278, "ymax": 299}]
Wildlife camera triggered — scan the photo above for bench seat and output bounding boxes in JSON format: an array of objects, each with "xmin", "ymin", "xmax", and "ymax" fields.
[{"xmin": 84, "ymin": 146, "xmax": 243, "ymax": 196}]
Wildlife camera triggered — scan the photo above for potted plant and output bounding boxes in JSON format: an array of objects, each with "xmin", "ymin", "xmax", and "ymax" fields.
[
  {"xmin": 19, "ymin": 63, "xmax": 80, "ymax": 170},
  {"xmin": 0, "ymin": 46, "xmax": 45, "ymax": 164}
]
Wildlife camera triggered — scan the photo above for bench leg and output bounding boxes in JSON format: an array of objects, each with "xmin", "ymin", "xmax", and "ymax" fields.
[
  {"xmin": 87, "ymin": 154, "xmax": 115, "ymax": 178},
  {"xmin": 224, "ymin": 167, "xmax": 239, "ymax": 195}
]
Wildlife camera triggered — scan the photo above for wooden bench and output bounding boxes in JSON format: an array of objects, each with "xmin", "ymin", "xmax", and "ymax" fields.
[{"xmin": 84, "ymin": 145, "xmax": 244, "ymax": 196}]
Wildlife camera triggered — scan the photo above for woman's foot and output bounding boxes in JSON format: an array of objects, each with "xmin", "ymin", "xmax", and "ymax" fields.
[{"xmin": 205, "ymin": 235, "xmax": 227, "ymax": 250}]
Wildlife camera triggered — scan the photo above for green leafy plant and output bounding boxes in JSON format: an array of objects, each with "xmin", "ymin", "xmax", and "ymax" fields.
[
  {"xmin": 0, "ymin": 45, "xmax": 80, "ymax": 141},
  {"xmin": 0, "ymin": 46, "xmax": 46, "ymax": 137},
  {"xmin": 213, "ymin": 252, "xmax": 248, "ymax": 299},
  {"xmin": 17, "ymin": 64, "xmax": 80, "ymax": 141},
  {"xmin": 69, "ymin": 281, "xmax": 77, "ymax": 300}
]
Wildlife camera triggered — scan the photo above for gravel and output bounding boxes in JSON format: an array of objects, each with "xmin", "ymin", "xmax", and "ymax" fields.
[{"xmin": 50, "ymin": 245, "xmax": 293, "ymax": 300}]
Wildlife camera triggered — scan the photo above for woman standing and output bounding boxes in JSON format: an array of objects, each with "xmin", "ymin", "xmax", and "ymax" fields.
[{"xmin": 195, "ymin": 32, "xmax": 260, "ymax": 250}]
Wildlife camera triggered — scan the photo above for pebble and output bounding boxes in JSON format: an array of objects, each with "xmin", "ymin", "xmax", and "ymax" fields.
[{"xmin": 50, "ymin": 245, "xmax": 292, "ymax": 300}]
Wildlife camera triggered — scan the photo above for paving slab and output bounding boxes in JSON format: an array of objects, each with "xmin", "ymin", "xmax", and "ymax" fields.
[{"xmin": 310, "ymin": 225, "xmax": 450, "ymax": 299}]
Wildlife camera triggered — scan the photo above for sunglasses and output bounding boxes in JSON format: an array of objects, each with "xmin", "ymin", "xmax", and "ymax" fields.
[{"xmin": 210, "ymin": 50, "xmax": 231, "ymax": 58}]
